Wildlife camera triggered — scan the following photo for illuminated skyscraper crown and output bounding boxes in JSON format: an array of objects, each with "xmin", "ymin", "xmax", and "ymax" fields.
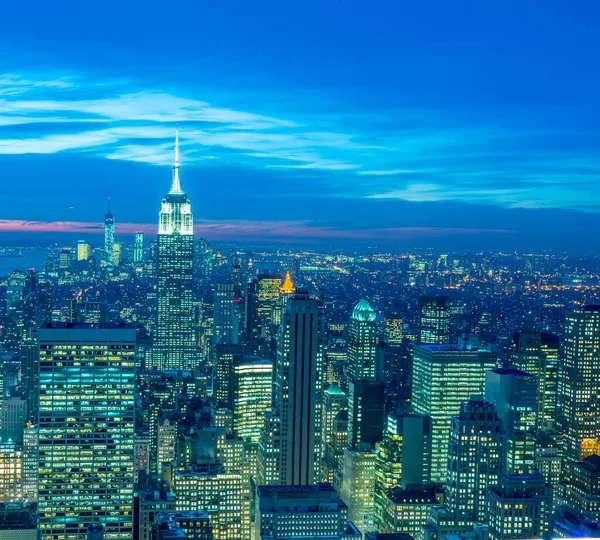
[{"xmin": 158, "ymin": 128, "xmax": 193, "ymax": 235}]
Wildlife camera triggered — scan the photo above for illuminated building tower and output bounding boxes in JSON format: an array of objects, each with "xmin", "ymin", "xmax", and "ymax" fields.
[
  {"xmin": 418, "ymin": 296, "xmax": 450, "ymax": 345},
  {"xmin": 347, "ymin": 300, "xmax": 377, "ymax": 382},
  {"xmin": 485, "ymin": 368, "xmax": 537, "ymax": 474},
  {"xmin": 38, "ymin": 323, "xmax": 136, "ymax": 539},
  {"xmin": 104, "ymin": 198, "xmax": 114, "ymax": 269},
  {"xmin": 154, "ymin": 130, "xmax": 195, "ymax": 371},
  {"xmin": 320, "ymin": 384, "xmax": 347, "ymax": 482},
  {"xmin": 76, "ymin": 240, "xmax": 92, "ymax": 261},
  {"xmin": 215, "ymin": 344, "xmax": 243, "ymax": 407},
  {"xmin": 214, "ymin": 282, "xmax": 240, "ymax": 346},
  {"xmin": 412, "ymin": 344, "xmax": 496, "ymax": 482},
  {"xmin": 232, "ymin": 358, "xmax": 273, "ymax": 444},
  {"xmin": 445, "ymin": 399, "xmax": 504, "ymax": 527},
  {"xmin": 133, "ymin": 231, "xmax": 144, "ymax": 263},
  {"xmin": 558, "ymin": 306, "xmax": 600, "ymax": 462},
  {"xmin": 511, "ymin": 330, "xmax": 559, "ymax": 430},
  {"xmin": 373, "ymin": 413, "xmax": 432, "ymax": 530},
  {"xmin": 245, "ymin": 274, "xmax": 282, "ymax": 356},
  {"xmin": 256, "ymin": 483, "xmax": 361, "ymax": 540},
  {"xmin": 274, "ymin": 290, "xmax": 324, "ymax": 485},
  {"xmin": 276, "ymin": 270, "xmax": 295, "ymax": 326},
  {"xmin": 487, "ymin": 471, "xmax": 553, "ymax": 540},
  {"xmin": 340, "ymin": 445, "xmax": 377, "ymax": 534},
  {"xmin": 112, "ymin": 242, "xmax": 122, "ymax": 267}
]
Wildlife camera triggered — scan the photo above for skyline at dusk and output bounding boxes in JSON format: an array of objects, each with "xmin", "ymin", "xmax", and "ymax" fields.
[{"xmin": 1, "ymin": 1, "xmax": 600, "ymax": 250}]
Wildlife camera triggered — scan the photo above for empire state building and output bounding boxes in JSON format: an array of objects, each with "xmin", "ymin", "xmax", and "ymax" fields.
[{"xmin": 153, "ymin": 129, "xmax": 196, "ymax": 370}]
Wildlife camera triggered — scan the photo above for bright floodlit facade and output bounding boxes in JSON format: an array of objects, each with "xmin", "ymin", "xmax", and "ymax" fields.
[{"xmin": 37, "ymin": 323, "xmax": 136, "ymax": 540}]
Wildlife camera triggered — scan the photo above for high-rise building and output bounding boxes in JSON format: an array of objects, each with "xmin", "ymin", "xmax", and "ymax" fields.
[
  {"xmin": 232, "ymin": 357, "xmax": 273, "ymax": 444},
  {"xmin": 347, "ymin": 300, "xmax": 378, "ymax": 382},
  {"xmin": 0, "ymin": 442, "xmax": 23, "ymax": 503},
  {"xmin": 38, "ymin": 323, "xmax": 136, "ymax": 539},
  {"xmin": 412, "ymin": 344, "xmax": 497, "ymax": 481},
  {"xmin": 340, "ymin": 445, "xmax": 377, "ymax": 534},
  {"xmin": 257, "ymin": 412, "xmax": 282, "ymax": 486},
  {"xmin": 154, "ymin": 130, "xmax": 195, "ymax": 371},
  {"xmin": 255, "ymin": 484, "xmax": 361, "ymax": 540},
  {"xmin": 76, "ymin": 240, "xmax": 92, "ymax": 261},
  {"xmin": 274, "ymin": 290, "xmax": 324, "ymax": 485},
  {"xmin": 104, "ymin": 199, "xmax": 114, "ymax": 269},
  {"xmin": 445, "ymin": 399, "xmax": 504, "ymax": 526},
  {"xmin": 418, "ymin": 296, "xmax": 450, "ymax": 344},
  {"xmin": 133, "ymin": 231, "xmax": 144, "ymax": 264},
  {"xmin": 487, "ymin": 471, "xmax": 553, "ymax": 540},
  {"xmin": 214, "ymin": 344, "xmax": 243, "ymax": 408},
  {"xmin": 214, "ymin": 282, "xmax": 240, "ymax": 346},
  {"xmin": 373, "ymin": 413, "xmax": 432, "ymax": 530},
  {"xmin": 511, "ymin": 330, "xmax": 559, "ymax": 430},
  {"xmin": 485, "ymin": 368, "xmax": 537, "ymax": 474},
  {"xmin": 558, "ymin": 305, "xmax": 600, "ymax": 462},
  {"xmin": 347, "ymin": 380, "xmax": 384, "ymax": 449},
  {"xmin": 245, "ymin": 274, "xmax": 282, "ymax": 355},
  {"xmin": 320, "ymin": 384, "xmax": 347, "ymax": 482},
  {"xmin": 19, "ymin": 336, "xmax": 38, "ymax": 422}
]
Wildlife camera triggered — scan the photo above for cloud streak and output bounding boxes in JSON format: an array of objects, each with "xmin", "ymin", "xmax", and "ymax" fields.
[
  {"xmin": 0, "ymin": 72, "xmax": 600, "ymax": 214},
  {"xmin": 0, "ymin": 219, "xmax": 516, "ymax": 240}
]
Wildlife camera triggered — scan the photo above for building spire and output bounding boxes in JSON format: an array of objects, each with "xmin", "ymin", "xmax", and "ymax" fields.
[
  {"xmin": 170, "ymin": 125, "xmax": 183, "ymax": 194},
  {"xmin": 280, "ymin": 271, "xmax": 295, "ymax": 295}
]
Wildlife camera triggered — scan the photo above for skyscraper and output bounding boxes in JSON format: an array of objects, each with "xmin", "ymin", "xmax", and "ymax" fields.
[
  {"xmin": 153, "ymin": 130, "xmax": 195, "ymax": 371},
  {"xmin": 558, "ymin": 305, "xmax": 600, "ymax": 462},
  {"xmin": 412, "ymin": 344, "xmax": 496, "ymax": 481},
  {"xmin": 274, "ymin": 290, "xmax": 324, "ymax": 485},
  {"xmin": 445, "ymin": 399, "xmax": 504, "ymax": 525},
  {"xmin": 245, "ymin": 274, "xmax": 282, "ymax": 355},
  {"xmin": 232, "ymin": 357, "xmax": 273, "ymax": 444},
  {"xmin": 485, "ymin": 368, "xmax": 537, "ymax": 474},
  {"xmin": 511, "ymin": 330, "xmax": 559, "ymax": 430},
  {"xmin": 373, "ymin": 413, "xmax": 432, "ymax": 530},
  {"xmin": 347, "ymin": 300, "xmax": 378, "ymax": 382},
  {"xmin": 347, "ymin": 380, "xmax": 384, "ymax": 449},
  {"xmin": 104, "ymin": 198, "xmax": 114, "ymax": 269},
  {"xmin": 214, "ymin": 282, "xmax": 240, "ymax": 346},
  {"xmin": 418, "ymin": 295, "xmax": 450, "ymax": 344},
  {"xmin": 133, "ymin": 231, "xmax": 144, "ymax": 263},
  {"xmin": 38, "ymin": 323, "xmax": 136, "ymax": 539}
]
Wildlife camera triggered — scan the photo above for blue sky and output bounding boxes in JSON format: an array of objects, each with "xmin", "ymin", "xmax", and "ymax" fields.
[{"xmin": 1, "ymin": 0, "xmax": 600, "ymax": 250}]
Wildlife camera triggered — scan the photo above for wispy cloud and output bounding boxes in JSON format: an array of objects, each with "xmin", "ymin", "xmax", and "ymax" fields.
[
  {"xmin": 1, "ymin": 72, "xmax": 600, "ymax": 213},
  {"xmin": 0, "ymin": 219, "xmax": 516, "ymax": 240}
]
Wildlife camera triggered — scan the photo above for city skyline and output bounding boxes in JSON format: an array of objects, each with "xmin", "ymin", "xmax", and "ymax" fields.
[{"xmin": 1, "ymin": 1, "xmax": 600, "ymax": 251}]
